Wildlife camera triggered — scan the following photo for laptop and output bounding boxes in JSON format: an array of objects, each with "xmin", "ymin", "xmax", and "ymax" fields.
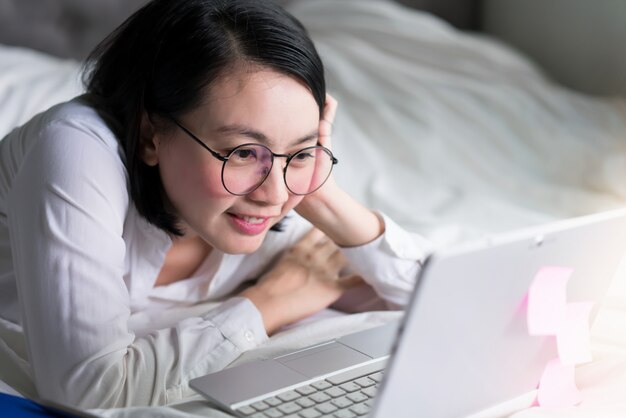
[{"xmin": 190, "ymin": 208, "xmax": 626, "ymax": 417}]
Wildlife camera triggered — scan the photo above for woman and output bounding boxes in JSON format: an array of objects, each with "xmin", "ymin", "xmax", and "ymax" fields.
[{"xmin": 0, "ymin": 0, "xmax": 429, "ymax": 409}]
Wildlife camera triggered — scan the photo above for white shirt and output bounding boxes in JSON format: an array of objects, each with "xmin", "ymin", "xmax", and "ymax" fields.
[{"xmin": 0, "ymin": 96, "xmax": 431, "ymax": 408}]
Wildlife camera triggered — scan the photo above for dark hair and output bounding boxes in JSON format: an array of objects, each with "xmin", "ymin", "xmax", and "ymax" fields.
[{"xmin": 82, "ymin": 0, "xmax": 326, "ymax": 236}]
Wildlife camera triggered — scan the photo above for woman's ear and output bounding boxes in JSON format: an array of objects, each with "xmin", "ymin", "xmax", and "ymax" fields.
[{"xmin": 140, "ymin": 112, "xmax": 159, "ymax": 166}]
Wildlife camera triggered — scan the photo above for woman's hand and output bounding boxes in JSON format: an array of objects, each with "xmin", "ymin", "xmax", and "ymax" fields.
[
  {"xmin": 240, "ymin": 227, "xmax": 362, "ymax": 335},
  {"xmin": 318, "ymin": 93, "xmax": 338, "ymax": 152},
  {"xmin": 295, "ymin": 93, "xmax": 340, "ymax": 209},
  {"xmin": 295, "ymin": 94, "xmax": 385, "ymax": 248}
]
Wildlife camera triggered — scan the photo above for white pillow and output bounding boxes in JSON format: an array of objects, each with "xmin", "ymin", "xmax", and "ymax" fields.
[{"xmin": 0, "ymin": 44, "xmax": 83, "ymax": 139}]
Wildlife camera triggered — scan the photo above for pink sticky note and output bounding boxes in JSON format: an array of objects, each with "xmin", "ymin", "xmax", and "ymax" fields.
[
  {"xmin": 537, "ymin": 358, "xmax": 582, "ymax": 407},
  {"xmin": 527, "ymin": 267, "xmax": 572, "ymax": 335},
  {"xmin": 556, "ymin": 302, "xmax": 593, "ymax": 366}
]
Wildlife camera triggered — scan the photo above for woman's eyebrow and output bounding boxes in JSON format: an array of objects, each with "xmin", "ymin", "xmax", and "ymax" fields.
[{"xmin": 216, "ymin": 124, "xmax": 319, "ymax": 146}]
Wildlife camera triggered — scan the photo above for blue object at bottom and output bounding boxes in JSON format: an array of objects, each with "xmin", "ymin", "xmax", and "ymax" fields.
[{"xmin": 0, "ymin": 392, "xmax": 68, "ymax": 417}]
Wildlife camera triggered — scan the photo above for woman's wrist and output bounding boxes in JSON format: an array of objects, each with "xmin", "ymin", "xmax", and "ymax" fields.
[
  {"xmin": 240, "ymin": 287, "xmax": 281, "ymax": 335},
  {"xmin": 297, "ymin": 183, "xmax": 384, "ymax": 247}
]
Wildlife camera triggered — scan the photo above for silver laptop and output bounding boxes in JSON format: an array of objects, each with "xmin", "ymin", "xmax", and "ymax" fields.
[{"xmin": 191, "ymin": 208, "xmax": 626, "ymax": 418}]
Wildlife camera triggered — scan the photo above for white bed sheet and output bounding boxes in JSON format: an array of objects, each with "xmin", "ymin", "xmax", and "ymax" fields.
[{"xmin": 1, "ymin": 0, "xmax": 625, "ymax": 416}]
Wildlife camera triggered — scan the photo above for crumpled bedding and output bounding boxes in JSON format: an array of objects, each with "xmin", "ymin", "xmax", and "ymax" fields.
[{"xmin": 1, "ymin": 0, "xmax": 626, "ymax": 416}]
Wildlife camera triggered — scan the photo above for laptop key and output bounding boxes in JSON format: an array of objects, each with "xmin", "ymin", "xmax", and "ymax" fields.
[
  {"xmin": 333, "ymin": 410, "xmax": 357, "ymax": 418},
  {"xmin": 349, "ymin": 403, "xmax": 370, "ymax": 416},
  {"xmin": 295, "ymin": 385, "xmax": 317, "ymax": 396},
  {"xmin": 277, "ymin": 402, "xmax": 301, "ymax": 414},
  {"xmin": 311, "ymin": 380, "xmax": 332, "ymax": 391},
  {"xmin": 330, "ymin": 396, "xmax": 353, "ymax": 409},
  {"xmin": 368, "ymin": 372, "xmax": 383, "ymax": 382},
  {"xmin": 236, "ymin": 405, "xmax": 257, "ymax": 415},
  {"xmin": 298, "ymin": 408, "xmax": 322, "ymax": 418},
  {"xmin": 309, "ymin": 392, "xmax": 331, "ymax": 403},
  {"xmin": 251, "ymin": 401, "xmax": 270, "ymax": 411},
  {"xmin": 315, "ymin": 401, "xmax": 338, "ymax": 414},
  {"xmin": 325, "ymin": 359, "xmax": 387, "ymax": 386},
  {"xmin": 264, "ymin": 396, "xmax": 283, "ymax": 407},
  {"xmin": 338, "ymin": 382, "xmax": 361, "ymax": 393},
  {"xmin": 262, "ymin": 408, "xmax": 284, "ymax": 418},
  {"xmin": 361, "ymin": 387, "xmax": 377, "ymax": 398},
  {"xmin": 345, "ymin": 392, "xmax": 368, "ymax": 403},
  {"xmin": 353, "ymin": 377, "xmax": 375, "ymax": 388},
  {"xmin": 277, "ymin": 390, "xmax": 300, "ymax": 402},
  {"xmin": 324, "ymin": 387, "xmax": 346, "ymax": 398},
  {"xmin": 295, "ymin": 397, "xmax": 315, "ymax": 408}
]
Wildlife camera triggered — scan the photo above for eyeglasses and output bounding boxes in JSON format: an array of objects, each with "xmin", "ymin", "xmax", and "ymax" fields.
[{"xmin": 171, "ymin": 119, "xmax": 338, "ymax": 196}]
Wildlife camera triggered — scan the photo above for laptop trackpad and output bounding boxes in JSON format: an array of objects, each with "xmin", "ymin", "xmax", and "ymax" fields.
[{"xmin": 277, "ymin": 342, "xmax": 371, "ymax": 378}]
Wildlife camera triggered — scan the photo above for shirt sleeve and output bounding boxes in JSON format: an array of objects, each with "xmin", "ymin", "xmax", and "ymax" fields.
[
  {"xmin": 6, "ymin": 119, "xmax": 267, "ymax": 408},
  {"xmin": 339, "ymin": 213, "xmax": 433, "ymax": 308}
]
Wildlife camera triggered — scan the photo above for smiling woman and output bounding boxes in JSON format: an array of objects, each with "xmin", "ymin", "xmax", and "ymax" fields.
[
  {"xmin": 145, "ymin": 69, "xmax": 324, "ymax": 255},
  {"xmin": 0, "ymin": 0, "xmax": 430, "ymax": 410}
]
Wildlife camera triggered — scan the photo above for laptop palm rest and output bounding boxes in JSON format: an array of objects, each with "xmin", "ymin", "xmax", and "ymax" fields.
[
  {"xmin": 191, "ymin": 343, "xmax": 371, "ymax": 407},
  {"xmin": 276, "ymin": 342, "xmax": 371, "ymax": 377},
  {"xmin": 276, "ymin": 321, "xmax": 399, "ymax": 377},
  {"xmin": 190, "ymin": 358, "xmax": 310, "ymax": 406},
  {"xmin": 190, "ymin": 322, "xmax": 399, "ymax": 408},
  {"xmin": 336, "ymin": 321, "xmax": 399, "ymax": 358}
]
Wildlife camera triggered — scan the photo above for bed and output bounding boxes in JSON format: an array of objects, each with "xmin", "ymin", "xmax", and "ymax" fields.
[{"xmin": 1, "ymin": 0, "xmax": 626, "ymax": 416}]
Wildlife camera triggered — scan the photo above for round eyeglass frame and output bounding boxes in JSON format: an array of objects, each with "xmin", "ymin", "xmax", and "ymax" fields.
[{"xmin": 171, "ymin": 119, "xmax": 338, "ymax": 196}]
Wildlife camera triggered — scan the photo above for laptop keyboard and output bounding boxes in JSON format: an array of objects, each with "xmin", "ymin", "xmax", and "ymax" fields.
[{"xmin": 233, "ymin": 361, "xmax": 385, "ymax": 418}]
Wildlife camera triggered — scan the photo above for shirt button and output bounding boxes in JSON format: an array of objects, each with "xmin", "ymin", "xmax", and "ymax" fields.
[{"xmin": 244, "ymin": 330, "xmax": 255, "ymax": 342}]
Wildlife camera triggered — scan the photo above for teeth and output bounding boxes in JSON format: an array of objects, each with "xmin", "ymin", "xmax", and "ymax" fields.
[{"xmin": 241, "ymin": 216, "xmax": 264, "ymax": 224}]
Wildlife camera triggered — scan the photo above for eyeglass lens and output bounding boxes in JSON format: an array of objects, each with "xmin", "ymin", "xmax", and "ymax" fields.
[{"xmin": 222, "ymin": 145, "xmax": 334, "ymax": 195}]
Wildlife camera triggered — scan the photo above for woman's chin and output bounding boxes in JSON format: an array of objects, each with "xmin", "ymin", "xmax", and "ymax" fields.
[{"xmin": 215, "ymin": 234, "xmax": 266, "ymax": 255}]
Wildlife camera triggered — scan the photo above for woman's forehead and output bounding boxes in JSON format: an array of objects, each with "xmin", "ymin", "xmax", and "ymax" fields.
[
  {"xmin": 186, "ymin": 69, "xmax": 320, "ymax": 146},
  {"xmin": 207, "ymin": 67, "xmax": 308, "ymax": 102}
]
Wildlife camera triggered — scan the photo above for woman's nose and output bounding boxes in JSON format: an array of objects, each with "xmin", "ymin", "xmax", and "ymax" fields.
[{"xmin": 247, "ymin": 159, "xmax": 289, "ymax": 205}]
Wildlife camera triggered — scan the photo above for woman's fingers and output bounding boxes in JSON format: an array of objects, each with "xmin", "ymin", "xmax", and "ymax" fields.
[
  {"xmin": 323, "ymin": 93, "xmax": 338, "ymax": 126},
  {"xmin": 294, "ymin": 227, "xmax": 337, "ymax": 254},
  {"xmin": 306, "ymin": 231, "xmax": 347, "ymax": 271},
  {"xmin": 337, "ymin": 274, "xmax": 365, "ymax": 290},
  {"xmin": 326, "ymin": 249, "xmax": 348, "ymax": 272},
  {"xmin": 312, "ymin": 236, "xmax": 338, "ymax": 258},
  {"xmin": 293, "ymin": 227, "xmax": 325, "ymax": 251},
  {"xmin": 242, "ymin": 225, "xmax": 360, "ymax": 334},
  {"xmin": 319, "ymin": 93, "xmax": 338, "ymax": 148},
  {"xmin": 283, "ymin": 228, "xmax": 349, "ymax": 283}
]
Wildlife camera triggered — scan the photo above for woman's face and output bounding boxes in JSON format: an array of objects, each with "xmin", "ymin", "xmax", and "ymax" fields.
[{"xmin": 143, "ymin": 68, "xmax": 320, "ymax": 254}]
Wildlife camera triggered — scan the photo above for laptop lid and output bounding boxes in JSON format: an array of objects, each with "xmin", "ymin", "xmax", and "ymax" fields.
[{"xmin": 371, "ymin": 208, "xmax": 626, "ymax": 418}]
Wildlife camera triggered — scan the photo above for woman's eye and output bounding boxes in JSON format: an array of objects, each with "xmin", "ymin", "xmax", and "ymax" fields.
[
  {"xmin": 290, "ymin": 151, "xmax": 316, "ymax": 167},
  {"xmin": 232, "ymin": 148, "xmax": 257, "ymax": 160},
  {"xmin": 295, "ymin": 152, "xmax": 314, "ymax": 160}
]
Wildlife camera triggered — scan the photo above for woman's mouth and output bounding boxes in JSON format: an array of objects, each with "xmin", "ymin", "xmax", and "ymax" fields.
[
  {"xmin": 227, "ymin": 213, "xmax": 272, "ymax": 235},
  {"xmin": 239, "ymin": 215, "xmax": 265, "ymax": 224}
]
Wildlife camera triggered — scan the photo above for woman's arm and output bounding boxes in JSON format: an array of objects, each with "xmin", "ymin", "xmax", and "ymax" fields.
[
  {"xmin": 295, "ymin": 95, "xmax": 433, "ymax": 308},
  {"xmin": 7, "ymin": 118, "xmax": 266, "ymax": 408},
  {"xmin": 294, "ymin": 95, "xmax": 385, "ymax": 247}
]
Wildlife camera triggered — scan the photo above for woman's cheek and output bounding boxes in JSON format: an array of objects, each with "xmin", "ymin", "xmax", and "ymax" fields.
[{"xmin": 197, "ymin": 164, "xmax": 231, "ymax": 198}]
